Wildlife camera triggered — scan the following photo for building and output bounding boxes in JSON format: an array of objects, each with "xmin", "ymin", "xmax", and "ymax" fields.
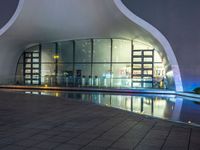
[{"xmin": 0, "ymin": 0, "xmax": 199, "ymax": 92}]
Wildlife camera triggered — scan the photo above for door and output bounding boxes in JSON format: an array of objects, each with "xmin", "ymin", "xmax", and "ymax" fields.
[
  {"xmin": 132, "ymin": 49, "xmax": 154, "ymax": 88},
  {"xmin": 24, "ymin": 50, "xmax": 41, "ymax": 85}
]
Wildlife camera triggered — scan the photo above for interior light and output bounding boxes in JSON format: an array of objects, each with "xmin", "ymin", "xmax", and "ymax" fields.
[
  {"xmin": 53, "ymin": 55, "xmax": 59, "ymax": 59},
  {"xmin": 55, "ymin": 92, "xmax": 59, "ymax": 97}
]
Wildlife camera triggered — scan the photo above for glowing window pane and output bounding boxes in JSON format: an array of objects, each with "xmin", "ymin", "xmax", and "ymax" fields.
[
  {"xmin": 33, "ymin": 53, "xmax": 39, "ymax": 57},
  {"xmin": 143, "ymin": 64, "xmax": 153, "ymax": 69},
  {"xmin": 75, "ymin": 40, "xmax": 91, "ymax": 62},
  {"xmin": 133, "ymin": 64, "xmax": 142, "ymax": 68},
  {"xmin": 25, "ymin": 69, "xmax": 31, "ymax": 73},
  {"xmin": 112, "ymin": 39, "xmax": 131, "ymax": 62},
  {"xmin": 144, "ymin": 57, "xmax": 152, "ymax": 62},
  {"xmin": 33, "ymin": 64, "xmax": 39, "ymax": 68},
  {"xmin": 133, "ymin": 58, "xmax": 142, "ymax": 62},
  {"xmin": 25, "ymin": 64, "xmax": 31, "ymax": 68},
  {"xmin": 144, "ymin": 51, "xmax": 153, "ymax": 56},
  {"xmin": 32, "ymin": 69, "xmax": 39, "ymax": 73},
  {"xmin": 25, "ymin": 58, "xmax": 31, "ymax": 63},
  {"xmin": 133, "ymin": 51, "xmax": 142, "ymax": 56},
  {"xmin": 93, "ymin": 39, "xmax": 111, "ymax": 62},
  {"xmin": 32, "ymin": 59, "xmax": 39, "ymax": 63},
  {"xmin": 133, "ymin": 70, "xmax": 142, "ymax": 75},
  {"xmin": 143, "ymin": 70, "xmax": 153, "ymax": 75},
  {"xmin": 58, "ymin": 41, "xmax": 73, "ymax": 63}
]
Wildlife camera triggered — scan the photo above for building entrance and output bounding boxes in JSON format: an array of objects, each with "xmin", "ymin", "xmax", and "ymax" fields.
[
  {"xmin": 132, "ymin": 49, "xmax": 154, "ymax": 88},
  {"xmin": 23, "ymin": 50, "xmax": 41, "ymax": 85}
]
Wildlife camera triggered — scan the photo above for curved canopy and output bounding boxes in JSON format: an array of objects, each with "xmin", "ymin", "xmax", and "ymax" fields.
[{"xmin": 0, "ymin": 0, "xmax": 183, "ymax": 91}]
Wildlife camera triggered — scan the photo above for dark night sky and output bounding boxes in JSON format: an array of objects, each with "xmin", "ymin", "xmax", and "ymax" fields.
[
  {"xmin": 122, "ymin": 0, "xmax": 200, "ymax": 38},
  {"xmin": 122, "ymin": 0, "xmax": 200, "ymax": 62},
  {"xmin": 0, "ymin": 0, "xmax": 19, "ymax": 29},
  {"xmin": 122, "ymin": 0, "xmax": 200, "ymax": 90}
]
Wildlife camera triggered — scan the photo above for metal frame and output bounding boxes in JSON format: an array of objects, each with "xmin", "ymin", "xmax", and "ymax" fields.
[
  {"xmin": 131, "ymin": 49, "xmax": 154, "ymax": 88},
  {"xmin": 23, "ymin": 48, "xmax": 41, "ymax": 85},
  {"xmin": 20, "ymin": 38, "xmax": 158, "ymax": 88}
]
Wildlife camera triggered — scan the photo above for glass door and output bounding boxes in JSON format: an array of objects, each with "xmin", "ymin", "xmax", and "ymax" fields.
[
  {"xmin": 24, "ymin": 50, "xmax": 41, "ymax": 85},
  {"xmin": 132, "ymin": 49, "xmax": 154, "ymax": 88}
]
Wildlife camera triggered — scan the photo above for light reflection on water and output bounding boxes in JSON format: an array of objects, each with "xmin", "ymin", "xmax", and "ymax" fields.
[{"xmin": 5, "ymin": 89, "xmax": 200, "ymax": 126}]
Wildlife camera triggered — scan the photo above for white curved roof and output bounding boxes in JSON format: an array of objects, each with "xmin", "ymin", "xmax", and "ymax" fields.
[{"xmin": 0, "ymin": 0, "xmax": 183, "ymax": 91}]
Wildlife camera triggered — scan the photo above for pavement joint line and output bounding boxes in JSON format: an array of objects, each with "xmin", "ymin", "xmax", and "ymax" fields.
[
  {"xmin": 132, "ymin": 121, "xmax": 157, "ymax": 150},
  {"xmin": 51, "ymin": 111, "xmax": 123, "ymax": 150},
  {"xmin": 187, "ymin": 128, "xmax": 192, "ymax": 150},
  {"xmin": 78, "ymin": 115, "xmax": 138, "ymax": 150},
  {"xmin": 106, "ymin": 119, "xmax": 143, "ymax": 150},
  {"xmin": 160, "ymin": 125, "xmax": 174, "ymax": 150}
]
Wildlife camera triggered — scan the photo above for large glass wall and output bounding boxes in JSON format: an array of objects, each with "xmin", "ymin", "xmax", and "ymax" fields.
[{"xmin": 15, "ymin": 38, "xmax": 170, "ymax": 89}]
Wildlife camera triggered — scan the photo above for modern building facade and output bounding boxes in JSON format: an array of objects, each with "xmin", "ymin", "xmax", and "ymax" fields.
[
  {"xmin": 16, "ymin": 39, "xmax": 166, "ymax": 89},
  {"xmin": 0, "ymin": 0, "xmax": 199, "ymax": 92}
]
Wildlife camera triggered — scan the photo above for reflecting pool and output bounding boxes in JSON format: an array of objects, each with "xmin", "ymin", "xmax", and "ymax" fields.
[{"xmin": 3, "ymin": 89, "xmax": 200, "ymax": 126}]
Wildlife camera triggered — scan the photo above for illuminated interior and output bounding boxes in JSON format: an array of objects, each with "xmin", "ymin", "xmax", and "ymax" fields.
[{"xmin": 16, "ymin": 38, "xmax": 172, "ymax": 89}]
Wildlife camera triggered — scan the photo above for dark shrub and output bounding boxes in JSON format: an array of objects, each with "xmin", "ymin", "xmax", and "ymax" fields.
[{"xmin": 193, "ymin": 87, "xmax": 200, "ymax": 94}]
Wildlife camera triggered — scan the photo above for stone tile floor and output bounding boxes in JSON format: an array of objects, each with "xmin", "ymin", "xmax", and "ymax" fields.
[{"xmin": 0, "ymin": 91, "xmax": 199, "ymax": 150}]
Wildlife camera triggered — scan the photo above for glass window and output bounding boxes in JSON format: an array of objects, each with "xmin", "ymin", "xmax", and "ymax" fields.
[
  {"xmin": 132, "ymin": 76, "xmax": 142, "ymax": 81},
  {"xmin": 144, "ymin": 57, "xmax": 153, "ymax": 62},
  {"xmin": 143, "ymin": 76, "xmax": 153, "ymax": 81},
  {"xmin": 32, "ymin": 53, "xmax": 39, "ymax": 57},
  {"xmin": 32, "ymin": 58, "xmax": 39, "ymax": 63},
  {"xmin": 133, "ymin": 70, "xmax": 142, "ymax": 75},
  {"xmin": 92, "ymin": 64, "xmax": 111, "ymax": 87},
  {"xmin": 75, "ymin": 64, "xmax": 91, "ymax": 77},
  {"xmin": 112, "ymin": 39, "xmax": 131, "ymax": 62},
  {"xmin": 25, "ymin": 80, "xmax": 31, "ymax": 84},
  {"xmin": 112, "ymin": 64, "xmax": 131, "ymax": 88},
  {"xmin": 41, "ymin": 64, "xmax": 56, "ymax": 84},
  {"xmin": 26, "ymin": 45, "xmax": 39, "ymax": 53},
  {"xmin": 32, "ymin": 80, "xmax": 39, "ymax": 84},
  {"xmin": 25, "ymin": 64, "xmax": 31, "ymax": 68},
  {"xmin": 132, "ymin": 82, "xmax": 142, "ymax": 88},
  {"xmin": 25, "ymin": 58, "xmax": 31, "ymax": 63},
  {"xmin": 57, "ymin": 64, "xmax": 73, "ymax": 86},
  {"xmin": 144, "ymin": 51, "xmax": 153, "ymax": 56},
  {"xmin": 133, "ymin": 41, "xmax": 153, "ymax": 50},
  {"xmin": 154, "ymin": 51, "xmax": 162, "ymax": 63},
  {"xmin": 133, "ymin": 51, "xmax": 142, "ymax": 56},
  {"xmin": 143, "ymin": 64, "xmax": 153, "ymax": 69},
  {"xmin": 75, "ymin": 64, "xmax": 91, "ymax": 86},
  {"xmin": 143, "ymin": 70, "xmax": 153, "ymax": 75},
  {"xmin": 33, "ymin": 64, "xmax": 39, "ymax": 68},
  {"xmin": 75, "ymin": 40, "xmax": 91, "ymax": 62},
  {"xmin": 32, "ymin": 75, "xmax": 39, "ymax": 79},
  {"xmin": 25, "ymin": 69, "xmax": 31, "ymax": 73},
  {"xmin": 93, "ymin": 39, "xmax": 111, "ymax": 62},
  {"xmin": 25, "ymin": 53, "xmax": 31, "ymax": 57},
  {"xmin": 32, "ymin": 69, "xmax": 39, "ymax": 74},
  {"xmin": 58, "ymin": 41, "xmax": 73, "ymax": 63},
  {"xmin": 41, "ymin": 43, "xmax": 56, "ymax": 63},
  {"xmin": 133, "ymin": 64, "xmax": 142, "ymax": 69},
  {"xmin": 133, "ymin": 58, "xmax": 142, "ymax": 62}
]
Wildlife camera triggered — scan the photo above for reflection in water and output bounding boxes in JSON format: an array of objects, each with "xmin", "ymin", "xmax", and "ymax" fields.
[{"xmin": 6, "ymin": 89, "xmax": 200, "ymax": 126}]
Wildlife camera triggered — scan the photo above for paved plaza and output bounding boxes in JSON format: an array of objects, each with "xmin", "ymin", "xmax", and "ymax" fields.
[{"xmin": 0, "ymin": 91, "xmax": 199, "ymax": 150}]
